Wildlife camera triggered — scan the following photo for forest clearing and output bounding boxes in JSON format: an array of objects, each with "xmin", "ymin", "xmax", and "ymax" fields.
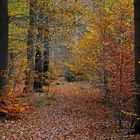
[{"xmin": 0, "ymin": 0, "xmax": 140, "ymax": 139}]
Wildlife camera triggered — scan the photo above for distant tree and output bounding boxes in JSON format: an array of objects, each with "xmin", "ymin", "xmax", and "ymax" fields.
[{"xmin": 0, "ymin": 0, "xmax": 9, "ymax": 94}]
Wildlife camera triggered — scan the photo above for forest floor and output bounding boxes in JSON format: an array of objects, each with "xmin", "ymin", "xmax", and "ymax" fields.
[{"xmin": 0, "ymin": 78, "xmax": 140, "ymax": 140}]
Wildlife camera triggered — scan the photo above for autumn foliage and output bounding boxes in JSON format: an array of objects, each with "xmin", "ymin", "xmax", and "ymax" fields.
[
  {"xmin": 0, "ymin": 0, "xmax": 138, "ymax": 139},
  {"xmin": 0, "ymin": 88, "xmax": 31, "ymax": 116},
  {"xmin": 65, "ymin": 0, "xmax": 134, "ymax": 123}
]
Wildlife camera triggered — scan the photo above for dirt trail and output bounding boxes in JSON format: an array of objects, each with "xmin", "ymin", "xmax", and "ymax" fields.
[{"xmin": 0, "ymin": 81, "xmax": 138, "ymax": 140}]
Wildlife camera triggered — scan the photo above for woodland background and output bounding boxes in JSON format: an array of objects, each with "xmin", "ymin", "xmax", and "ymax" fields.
[{"xmin": 1, "ymin": 0, "xmax": 140, "ymax": 139}]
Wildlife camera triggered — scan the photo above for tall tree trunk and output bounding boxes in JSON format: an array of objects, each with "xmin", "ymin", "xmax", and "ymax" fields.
[
  {"xmin": 34, "ymin": 10, "xmax": 50, "ymax": 90},
  {"xmin": 33, "ymin": 8, "xmax": 47, "ymax": 91},
  {"xmin": 43, "ymin": 44, "xmax": 49, "ymax": 73},
  {"xmin": 0, "ymin": 0, "xmax": 8, "ymax": 94},
  {"xmin": 43, "ymin": 16, "xmax": 49, "ymax": 77},
  {"xmin": 34, "ymin": 28, "xmax": 50, "ymax": 90},
  {"xmin": 34, "ymin": 28, "xmax": 43, "ymax": 91},
  {"xmin": 24, "ymin": 0, "xmax": 37, "ymax": 92},
  {"xmin": 134, "ymin": 0, "xmax": 140, "ymax": 134}
]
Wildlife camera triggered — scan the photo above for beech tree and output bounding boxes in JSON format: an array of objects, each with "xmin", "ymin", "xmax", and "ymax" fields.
[
  {"xmin": 134, "ymin": 0, "xmax": 140, "ymax": 134},
  {"xmin": 25, "ymin": 0, "xmax": 37, "ymax": 92},
  {"xmin": 0, "ymin": 0, "xmax": 9, "ymax": 93}
]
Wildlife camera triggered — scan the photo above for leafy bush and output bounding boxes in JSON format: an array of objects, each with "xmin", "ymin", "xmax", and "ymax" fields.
[
  {"xmin": 0, "ymin": 93, "xmax": 31, "ymax": 117},
  {"xmin": 65, "ymin": 70, "xmax": 76, "ymax": 82}
]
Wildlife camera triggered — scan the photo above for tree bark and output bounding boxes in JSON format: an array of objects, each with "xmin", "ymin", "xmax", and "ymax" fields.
[
  {"xmin": 34, "ymin": 28, "xmax": 43, "ymax": 91},
  {"xmin": 43, "ymin": 16, "xmax": 49, "ymax": 81},
  {"xmin": 0, "ymin": 0, "xmax": 8, "ymax": 94},
  {"xmin": 43, "ymin": 45, "xmax": 49, "ymax": 72},
  {"xmin": 24, "ymin": 0, "xmax": 37, "ymax": 92},
  {"xmin": 134, "ymin": 0, "xmax": 140, "ymax": 134}
]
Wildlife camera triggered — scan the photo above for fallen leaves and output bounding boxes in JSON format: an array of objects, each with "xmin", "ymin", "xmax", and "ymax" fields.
[{"xmin": 0, "ymin": 81, "xmax": 140, "ymax": 139}]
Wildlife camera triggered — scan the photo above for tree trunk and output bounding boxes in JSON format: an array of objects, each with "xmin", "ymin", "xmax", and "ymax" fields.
[
  {"xmin": 33, "ymin": 28, "xmax": 43, "ymax": 91},
  {"xmin": 24, "ymin": 0, "xmax": 37, "ymax": 92},
  {"xmin": 33, "ymin": 10, "xmax": 47, "ymax": 91},
  {"xmin": 43, "ymin": 16, "xmax": 49, "ymax": 84},
  {"xmin": 0, "ymin": 0, "xmax": 8, "ymax": 94},
  {"xmin": 43, "ymin": 44, "xmax": 49, "ymax": 73},
  {"xmin": 134, "ymin": 0, "xmax": 140, "ymax": 134}
]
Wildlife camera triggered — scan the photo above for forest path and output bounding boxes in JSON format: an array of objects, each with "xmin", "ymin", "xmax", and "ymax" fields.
[{"xmin": 0, "ymin": 80, "xmax": 137, "ymax": 140}]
